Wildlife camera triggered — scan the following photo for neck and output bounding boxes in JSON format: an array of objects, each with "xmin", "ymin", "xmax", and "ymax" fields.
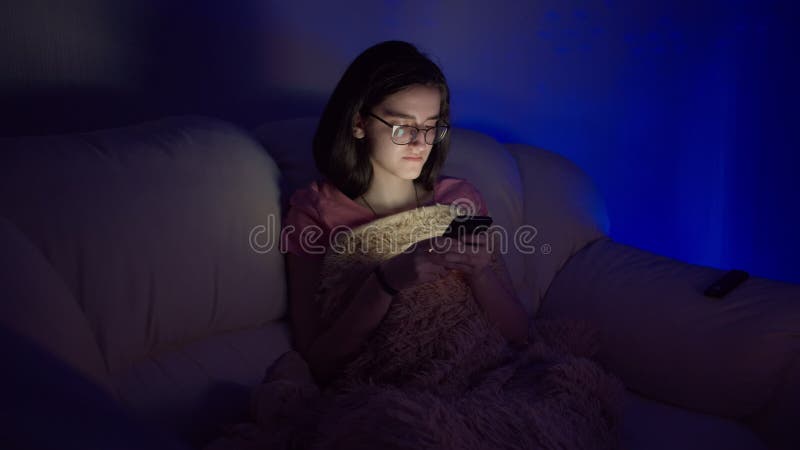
[{"xmin": 362, "ymin": 172, "xmax": 418, "ymax": 213}]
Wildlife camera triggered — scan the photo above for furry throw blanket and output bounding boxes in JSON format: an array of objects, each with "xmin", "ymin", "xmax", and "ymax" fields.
[{"xmin": 206, "ymin": 205, "xmax": 625, "ymax": 450}]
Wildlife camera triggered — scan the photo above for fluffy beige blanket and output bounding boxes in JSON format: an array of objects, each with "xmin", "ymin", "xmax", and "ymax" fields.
[{"xmin": 207, "ymin": 205, "xmax": 625, "ymax": 450}]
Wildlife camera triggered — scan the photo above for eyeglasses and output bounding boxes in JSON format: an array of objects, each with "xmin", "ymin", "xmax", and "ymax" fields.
[{"xmin": 368, "ymin": 112, "xmax": 449, "ymax": 145}]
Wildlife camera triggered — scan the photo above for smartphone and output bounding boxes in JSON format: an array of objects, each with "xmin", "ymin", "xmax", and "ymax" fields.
[{"xmin": 441, "ymin": 215, "xmax": 493, "ymax": 240}]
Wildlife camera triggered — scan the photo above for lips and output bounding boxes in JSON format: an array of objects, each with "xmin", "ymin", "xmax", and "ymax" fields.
[{"xmin": 402, "ymin": 156, "xmax": 423, "ymax": 161}]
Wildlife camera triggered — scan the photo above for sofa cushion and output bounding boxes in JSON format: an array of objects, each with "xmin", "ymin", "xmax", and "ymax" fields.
[
  {"xmin": 0, "ymin": 116, "xmax": 286, "ymax": 373},
  {"xmin": 744, "ymin": 354, "xmax": 800, "ymax": 450},
  {"xmin": 112, "ymin": 321, "xmax": 292, "ymax": 447},
  {"xmin": 622, "ymin": 390, "xmax": 767, "ymax": 450},
  {"xmin": 505, "ymin": 143, "xmax": 610, "ymax": 314},
  {"xmin": 540, "ymin": 238, "xmax": 800, "ymax": 422},
  {"xmin": 0, "ymin": 216, "xmax": 111, "ymax": 392}
]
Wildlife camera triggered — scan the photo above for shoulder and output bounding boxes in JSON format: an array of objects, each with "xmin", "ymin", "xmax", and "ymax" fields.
[
  {"xmin": 289, "ymin": 179, "xmax": 325, "ymax": 200},
  {"xmin": 435, "ymin": 175, "xmax": 478, "ymax": 195},
  {"xmin": 435, "ymin": 176, "xmax": 489, "ymax": 216},
  {"xmin": 286, "ymin": 178, "xmax": 370, "ymax": 230},
  {"xmin": 288, "ymin": 179, "xmax": 342, "ymax": 208}
]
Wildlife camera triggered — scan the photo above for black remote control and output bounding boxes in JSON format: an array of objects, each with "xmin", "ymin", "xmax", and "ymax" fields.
[{"xmin": 704, "ymin": 270, "xmax": 749, "ymax": 298}]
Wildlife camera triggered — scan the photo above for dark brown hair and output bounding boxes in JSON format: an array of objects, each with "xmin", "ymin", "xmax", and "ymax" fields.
[{"xmin": 312, "ymin": 40, "xmax": 451, "ymax": 199}]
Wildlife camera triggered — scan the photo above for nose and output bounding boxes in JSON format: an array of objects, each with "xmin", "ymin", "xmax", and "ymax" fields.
[{"xmin": 409, "ymin": 128, "xmax": 427, "ymax": 149}]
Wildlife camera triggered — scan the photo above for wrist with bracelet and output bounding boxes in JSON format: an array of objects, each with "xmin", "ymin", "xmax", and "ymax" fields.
[{"xmin": 373, "ymin": 263, "xmax": 399, "ymax": 296}]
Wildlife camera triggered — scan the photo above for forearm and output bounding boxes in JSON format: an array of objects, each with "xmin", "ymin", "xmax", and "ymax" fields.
[
  {"xmin": 468, "ymin": 267, "xmax": 529, "ymax": 345},
  {"xmin": 305, "ymin": 271, "xmax": 392, "ymax": 383}
]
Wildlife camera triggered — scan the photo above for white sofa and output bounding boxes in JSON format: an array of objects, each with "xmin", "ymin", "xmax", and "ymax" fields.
[{"xmin": 1, "ymin": 116, "xmax": 797, "ymax": 449}]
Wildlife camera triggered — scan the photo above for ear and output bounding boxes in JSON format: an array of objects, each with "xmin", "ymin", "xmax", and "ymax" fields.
[{"xmin": 352, "ymin": 112, "xmax": 366, "ymax": 139}]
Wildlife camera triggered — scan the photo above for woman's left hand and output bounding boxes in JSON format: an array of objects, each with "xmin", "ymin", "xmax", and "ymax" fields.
[{"xmin": 429, "ymin": 233, "xmax": 495, "ymax": 280}]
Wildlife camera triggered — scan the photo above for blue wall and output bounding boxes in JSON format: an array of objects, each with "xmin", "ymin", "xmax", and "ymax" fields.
[
  {"xmin": 1, "ymin": 0, "xmax": 797, "ymax": 283},
  {"xmin": 449, "ymin": 1, "xmax": 799, "ymax": 285}
]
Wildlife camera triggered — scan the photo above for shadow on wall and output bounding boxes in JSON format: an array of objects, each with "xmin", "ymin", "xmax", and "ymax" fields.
[{"xmin": 0, "ymin": 0, "xmax": 331, "ymax": 136}]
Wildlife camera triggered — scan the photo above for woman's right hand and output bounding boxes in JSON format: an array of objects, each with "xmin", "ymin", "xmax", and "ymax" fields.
[{"xmin": 379, "ymin": 237, "xmax": 452, "ymax": 292}]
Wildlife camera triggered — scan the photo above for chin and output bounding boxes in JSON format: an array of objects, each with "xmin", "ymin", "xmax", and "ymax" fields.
[
  {"xmin": 397, "ymin": 164, "xmax": 425, "ymax": 178},
  {"xmin": 401, "ymin": 169, "xmax": 423, "ymax": 179}
]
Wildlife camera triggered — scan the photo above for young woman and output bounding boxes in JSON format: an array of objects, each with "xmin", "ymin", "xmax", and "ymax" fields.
[
  {"xmin": 283, "ymin": 41, "xmax": 529, "ymax": 384},
  {"xmin": 220, "ymin": 40, "xmax": 626, "ymax": 450}
]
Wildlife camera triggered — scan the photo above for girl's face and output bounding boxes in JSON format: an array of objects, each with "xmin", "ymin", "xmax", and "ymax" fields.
[{"xmin": 355, "ymin": 84, "xmax": 442, "ymax": 182}]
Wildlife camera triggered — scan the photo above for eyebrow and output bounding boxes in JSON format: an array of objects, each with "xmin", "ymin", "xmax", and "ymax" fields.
[{"xmin": 383, "ymin": 109, "xmax": 440, "ymax": 122}]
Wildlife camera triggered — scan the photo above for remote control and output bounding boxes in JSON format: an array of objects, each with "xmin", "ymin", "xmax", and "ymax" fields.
[{"xmin": 704, "ymin": 269, "xmax": 749, "ymax": 298}]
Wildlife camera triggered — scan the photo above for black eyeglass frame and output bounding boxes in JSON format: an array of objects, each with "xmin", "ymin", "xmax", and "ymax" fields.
[{"xmin": 368, "ymin": 112, "xmax": 450, "ymax": 145}]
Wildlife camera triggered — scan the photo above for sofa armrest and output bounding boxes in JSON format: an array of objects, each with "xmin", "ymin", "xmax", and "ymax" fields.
[
  {"xmin": 0, "ymin": 325, "xmax": 193, "ymax": 450},
  {"xmin": 538, "ymin": 238, "xmax": 799, "ymax": 448},
  {"xmin": 0, "ymin": 217, "xmax": 112, "ymax": 393}
]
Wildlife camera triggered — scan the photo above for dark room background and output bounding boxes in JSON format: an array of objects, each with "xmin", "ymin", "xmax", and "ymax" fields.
[{"xmin": 1, "ymin": 0, "xmax": 798, "ymax": 284}]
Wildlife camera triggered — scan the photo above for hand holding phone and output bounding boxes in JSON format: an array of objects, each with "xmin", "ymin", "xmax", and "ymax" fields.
[
  {"xmin": 435, "ymin": 215, "xmax": 495, "ymax": 277},
  {"xmin": 441, "ymin": 215, "xmax": 493, "ymax": 240}
]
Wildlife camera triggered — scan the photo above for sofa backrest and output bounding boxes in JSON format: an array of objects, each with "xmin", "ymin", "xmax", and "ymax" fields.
[
  {"xmin": 505, "ymin": 143, "xmax": 610, "ymax": 310},
  {"xmin": 0, "ymin": 116, "xmax": 286, "ymax": 374},
  {"xmin": 0, "ymin": 113, "xmax": 611, "ymax": 382}
]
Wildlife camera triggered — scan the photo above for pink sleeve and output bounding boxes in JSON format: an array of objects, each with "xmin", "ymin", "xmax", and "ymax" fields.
[{"xmin": 281, "ymin": 188, "xmax": 328, "ymax": 256}]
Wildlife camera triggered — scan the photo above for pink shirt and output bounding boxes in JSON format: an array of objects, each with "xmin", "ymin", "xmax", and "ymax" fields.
[{"xmin": 281, "ymin": 175, "xmax": 489, "ymax": 256}]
